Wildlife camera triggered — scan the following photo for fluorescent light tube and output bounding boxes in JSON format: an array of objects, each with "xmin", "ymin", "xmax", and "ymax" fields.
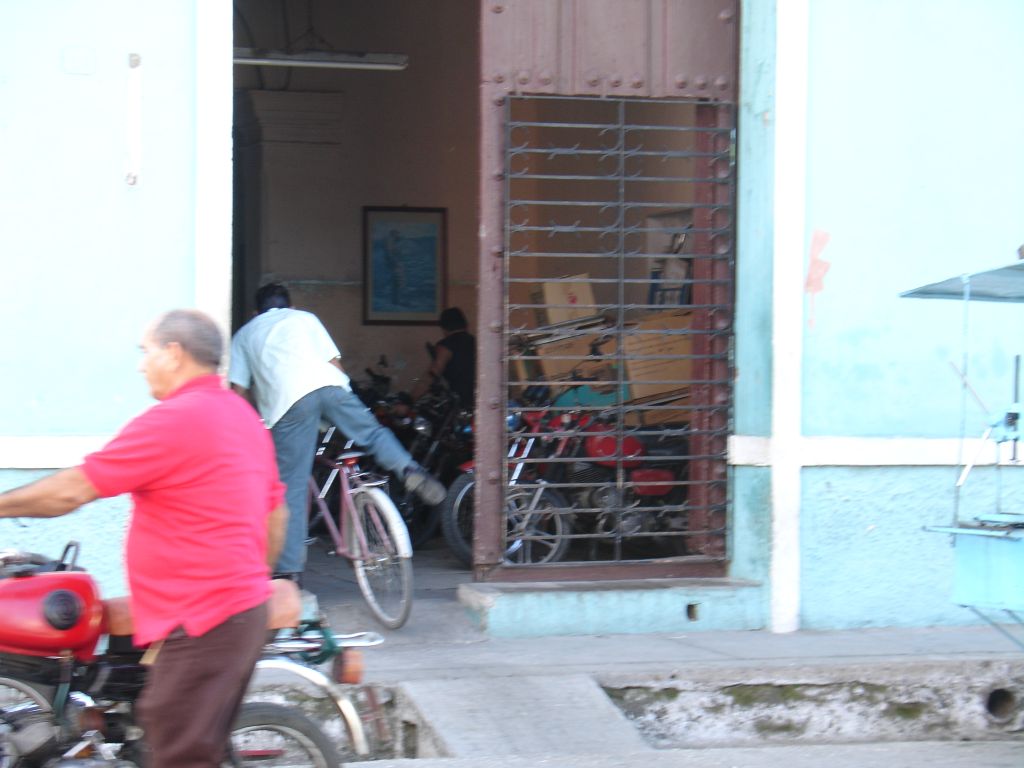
[{"xmin": 233, "ymin": 48, "xmax": 408, "ymax": 71}]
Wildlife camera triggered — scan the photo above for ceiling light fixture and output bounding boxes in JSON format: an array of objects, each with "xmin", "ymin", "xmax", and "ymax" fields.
[{"xmin": 233, "ymin": 47, "xmax": 408, "ymax": 71}]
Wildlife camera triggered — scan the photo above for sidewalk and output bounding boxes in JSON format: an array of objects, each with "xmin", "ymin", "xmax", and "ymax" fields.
[
  {"xmin": 304, "ymin": 538, "xmax": 1023, "ymax": 682},
  {"xmin": 301, "ymin": 537, "xmax": 1024, "ymax": 766}
]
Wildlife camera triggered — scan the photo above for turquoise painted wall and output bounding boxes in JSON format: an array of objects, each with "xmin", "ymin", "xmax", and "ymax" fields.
[
  {"xmin": 801, "ymin": 465, "xmax": 1024, "ymax": 628},
  {"xmin": 729, "ymin": 0, "xmax": 775, "ymax": 614},
  {"xmin": 798, "ymin": 1, "xmax": 1024, "ymax": 628},
  {"xmin": 0, "ymin": 1, "xmax": 199, "ymax": 437},
  {"xmin": 0, "ymin": 2, "xmax": 202, "ymax": 596},
  {"xmin": 735, "ymin": 0, "xmax": 775, "ymax": 440},
  {"xmin": 803, "ymin": 0, "xmax": 1024, "ymax": 439}
]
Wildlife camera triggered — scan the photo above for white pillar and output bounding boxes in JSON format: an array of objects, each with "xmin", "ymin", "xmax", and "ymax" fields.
[
  {"xmin": 770, "ymin": 0, "xmax": 809, "ymax": 633},
  {"xmin": 194, "ymin": 0, "xmax": 234, "ymax": 336}
]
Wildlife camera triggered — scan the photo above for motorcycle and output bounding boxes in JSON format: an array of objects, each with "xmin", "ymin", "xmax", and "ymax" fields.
[
  {"xmin": 350, "ymin": 366, "xmax": 394, "ymax": 415},
  {"xmin": 387, "ymin": 377, "xmax": 473, "ymax": 548},
  {"xmin": 440, "ymin": 387, "xmax": 573, "ymax": 567},
  {"xmin": 441, "ymin": 385, "xmax": 691, "ymax": 565},
  {"xmin": 0, "ymin": 542, "xmax": 383, "ymax": 767},
  {"xmin": 348, "ymin": 370, "xmax": 471, "ymax": 548},
  {"xmin": 348, "ymin": 368, "xmax": 473, "ymax": 548},
  {"xmin": 558, "ymin": 413, "xmax": 691, "ymax": 557}
]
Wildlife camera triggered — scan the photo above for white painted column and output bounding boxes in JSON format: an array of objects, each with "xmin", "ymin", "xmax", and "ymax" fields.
[
  {"xmin": 193, "ymin": 0, "xmax": 234, "ymax": 338},
  {"xmin": 770, "ymin": 0, "xmax": 809, "ymax": 633}
]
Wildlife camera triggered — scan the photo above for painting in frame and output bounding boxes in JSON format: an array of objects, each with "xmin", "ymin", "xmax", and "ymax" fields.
[{"xmin": 363, "ymin": 206, "xmax": 447, "ymax": 325}]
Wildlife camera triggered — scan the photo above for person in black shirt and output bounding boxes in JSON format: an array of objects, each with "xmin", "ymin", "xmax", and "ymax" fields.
[{"xmin": 410, "ymin": 307, "xmax": 476, "ymax": 406}]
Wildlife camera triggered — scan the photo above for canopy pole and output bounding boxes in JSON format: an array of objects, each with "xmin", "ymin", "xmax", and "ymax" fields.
[{"xmin": 954, "ymin": 274, "xmax": 970, "ymax": 524}]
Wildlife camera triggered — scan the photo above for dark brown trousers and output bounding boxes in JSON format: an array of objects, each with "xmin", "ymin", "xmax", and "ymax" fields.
[{"xmin": 136, "ymin": 602, "xmax": 268, "ymax": 768}]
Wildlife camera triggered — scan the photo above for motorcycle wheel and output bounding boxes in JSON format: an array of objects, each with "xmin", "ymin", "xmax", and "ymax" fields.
[
  {"xmin": 0, "ymin": 676, "xmax": 50, "ymax": 710},
  {"xmin": 229, "ymin": 702, "xmax": 340, "ymax": 768},
  {"xmin": 440, "ymin": 474, "xmax": 573, "ymax": 567},
  {"xmin": 439, "ymin": 472, "xmax": 476, "ymax": 567},
  {"xmin": 0, "ymin": 677, "xmax": 52, "ymax": 768}
]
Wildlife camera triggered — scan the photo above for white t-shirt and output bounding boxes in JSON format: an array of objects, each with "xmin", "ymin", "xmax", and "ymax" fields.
[{"xmin": 228, "ymin": 308, "xmax": 351, "ymax": 427}]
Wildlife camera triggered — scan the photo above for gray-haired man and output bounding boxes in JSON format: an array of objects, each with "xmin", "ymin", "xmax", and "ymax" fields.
[{"xmin": 0, "ymin": 309, "xmax": 287, "ymax": 768}]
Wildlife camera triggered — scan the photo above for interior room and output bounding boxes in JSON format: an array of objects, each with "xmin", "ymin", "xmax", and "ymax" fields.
[{"xmin": 232, "ymin": 0, "xmax": 481, "ymax": 394}]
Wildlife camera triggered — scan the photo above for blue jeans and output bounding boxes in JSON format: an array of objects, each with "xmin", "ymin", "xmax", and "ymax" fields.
[{"xmin": 271, "ymin": 386, "xmax": 412, "ymax": 574}]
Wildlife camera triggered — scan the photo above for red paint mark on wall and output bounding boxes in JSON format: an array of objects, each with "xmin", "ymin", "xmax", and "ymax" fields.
[{"xmin": 804, "ymin": 230, "xmax": 831, "ymax": 328}]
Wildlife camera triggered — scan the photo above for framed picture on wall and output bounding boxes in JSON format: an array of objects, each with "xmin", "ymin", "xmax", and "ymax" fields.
[
  {"xmin": 644, "ymin": 208, "xmax": 693, "ymax": 306},
  {"xmin": 363, "ymin": 206, "xmax": 447, "ymax": 325}
]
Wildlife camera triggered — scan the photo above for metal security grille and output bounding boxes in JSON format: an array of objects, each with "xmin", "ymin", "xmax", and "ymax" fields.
[{"xmin": 502, "ymin": 95, "xmax": 733, "ymax": 572}]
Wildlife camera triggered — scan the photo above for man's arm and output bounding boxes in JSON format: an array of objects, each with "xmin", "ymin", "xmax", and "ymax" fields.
[
  {"xmin": 0, "ymin": 468, "xmax": 100, "ymax": 519},
  {"xmin": 410, "ymin": 345, "xmax": 452, "ymax": 401},
  {"xmin": 266, "ymin": 502, "xmax": 287, "ymax": 567},
  {"xmin": 231, "ymin": 382, "xmax": 256, "ymax": 408}
]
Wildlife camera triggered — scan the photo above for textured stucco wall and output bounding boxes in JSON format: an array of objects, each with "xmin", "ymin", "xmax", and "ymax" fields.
[
  {"xmin": 794, "ymin": 1, "xmax": 1024, "ymax": 629},
  {"xmin": 0, "ymin": 2, "xmax": 202, "ymax": 436},
  {"xmin": 801, "ymin": 465, "xmax": 1024, "ymax": 628},
  {"xmin": 717, "ymin": 0, "xmax": 776, "ymax": 626},
  {"xmin": 0, "ymin": 1, "xmax": 214, "ymax": 593},
  {"xmin": 735, "ymin": 0, "xmax": 775, "ymax": 440},
  {"xmin": 802, "ymin": 1, "xmax": 1024, "ymax": 438}
]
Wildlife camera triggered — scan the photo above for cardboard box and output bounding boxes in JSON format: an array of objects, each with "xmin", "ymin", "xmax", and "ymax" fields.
[
  {"xmin": 623, "ymin": 391, "xmax": 691, "ymax": 426},
  {"xmin": 532, "ymin": 333, "xmax": 617, "ymax": 390},
  {"xmin": 621, "ymin": 310, "xmax": 693, "ymax": 400},
  {"xmin": 529, "ymin": 274, "xmax": 597, "ymax": 327},
  {"xmin": 509, "ymin": 330, "xmax": 617, "ymax": 396}
]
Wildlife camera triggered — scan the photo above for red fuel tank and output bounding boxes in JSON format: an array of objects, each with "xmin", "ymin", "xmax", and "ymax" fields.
[
  {"xmin": 631, "ymin": 468, "xmax": 675, "ymax": 496},
  {"xmin": 0, "ymin": 572, "xmax": 104, "ymax": 659},
  {"xmin": 583, "ymin": 424, "xmax": 645, "ymax": 469}
]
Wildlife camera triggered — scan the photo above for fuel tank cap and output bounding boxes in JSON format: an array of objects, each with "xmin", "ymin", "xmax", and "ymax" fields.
[{"xmin": 43, "ymin": 589, "xmax": 83, "ymax": 630}]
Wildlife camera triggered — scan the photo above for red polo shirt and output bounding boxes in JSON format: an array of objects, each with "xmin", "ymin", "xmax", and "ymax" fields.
[{"xmin": 82, "ymin": 375, "xmax": 285, "ymax": 646}]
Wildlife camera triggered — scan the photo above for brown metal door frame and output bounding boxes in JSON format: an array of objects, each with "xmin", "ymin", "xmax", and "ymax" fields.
[{"xmin": 474, "ymin": 0, "xmax": 737, "ymax": 580}]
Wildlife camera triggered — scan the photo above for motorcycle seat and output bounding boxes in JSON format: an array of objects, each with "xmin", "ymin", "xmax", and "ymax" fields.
[
  {"xmin": 100, "ymin": 578, "xmax": 303, "ymax": 640},
  {"xmin": 102, "ymin": 596, "xmax": 134, "ymax": 636}
]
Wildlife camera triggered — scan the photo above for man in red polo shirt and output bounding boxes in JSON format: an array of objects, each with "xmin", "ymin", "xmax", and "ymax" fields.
[{"xmin": 0, "ymin": 309, "xmax": 286, "ymax": 768}]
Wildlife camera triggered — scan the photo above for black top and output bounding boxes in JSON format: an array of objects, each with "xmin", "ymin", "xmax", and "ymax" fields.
[{"xmin": 438, "ymin": 330, "xmax": 476, "ymax": 406}]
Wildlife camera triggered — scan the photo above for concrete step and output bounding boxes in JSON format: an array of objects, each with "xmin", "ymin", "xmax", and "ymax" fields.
[
  {"xmin": 392, "ymin": 674, "xmax": 651, "ymax": 759},
  {"xmin": 457, "ymin": 578, "xmax": 762, "ymax": 638},
  {"xmin": 347, "ymin": 740, "xmax": 1024, "ymax": 768}
]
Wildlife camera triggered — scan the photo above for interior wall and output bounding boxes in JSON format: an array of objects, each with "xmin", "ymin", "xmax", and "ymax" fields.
[{"xmin": 233, "ymin": 0, "xmax": 480, "ymax": 391}]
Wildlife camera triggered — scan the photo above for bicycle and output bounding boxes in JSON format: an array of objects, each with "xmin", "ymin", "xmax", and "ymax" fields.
[
  {"xmin": 307, "ymin": 427, "xmax": 414, "ymax": 629},
  {"xmin": 440, "ymin": 391, "xmax": 573, "ymax": 567}
]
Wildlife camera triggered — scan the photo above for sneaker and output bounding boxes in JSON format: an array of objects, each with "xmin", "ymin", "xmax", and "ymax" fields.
[{"xmin": 403, "ymin": 466, "xmax": 446, "ymax": 506}]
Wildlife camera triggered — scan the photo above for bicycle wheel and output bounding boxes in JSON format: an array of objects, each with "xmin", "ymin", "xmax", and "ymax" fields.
[
  {"xmin": 439, "ymin": 471, "xmax": 475, "ymax": 567},
  {"xmin": 229, "ymin": 702, "xmax": 339, "ymax": 768},
  {"xmin": 440, "ymin": 475, "xmax": 572, "ymax": 567},
  {"xmin": 392, "ymin": 484, "xmax": 442, "ymax": 549},
  {"xmin": 350, "ymin": 487, "xmax": 413, "ymax": 629},
  {"xmin": 504, "ymin": 487, "xmax": 572, "ymax": 565}
]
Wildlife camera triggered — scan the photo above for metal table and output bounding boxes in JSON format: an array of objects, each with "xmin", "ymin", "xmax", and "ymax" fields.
[{"xmin": 904, "ymin": 261, "xmax": 1024, "ymax": 650}]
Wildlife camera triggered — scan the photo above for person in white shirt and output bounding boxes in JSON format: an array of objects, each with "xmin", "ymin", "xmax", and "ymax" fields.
[{"xmin": 229, "ymin": 283, "xmax": 444, "ymax": 582}]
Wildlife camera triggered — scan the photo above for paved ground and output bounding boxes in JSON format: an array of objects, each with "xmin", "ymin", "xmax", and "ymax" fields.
[
  {"xmin": 346, "ymin": 742, "xmax": 1024, "ymax": 768},
  {"xmin": 300, "ymin": 536, "xmax": 1024, "ymax": 767}
]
